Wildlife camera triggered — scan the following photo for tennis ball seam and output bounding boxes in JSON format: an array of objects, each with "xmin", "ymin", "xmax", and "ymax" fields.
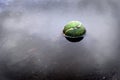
[
  {"xmin": 64, "ymin": 24, "xmax": 81, "ymax": 35},
  {"xmin": 63, "ymin": 21, "xmax": 86, "ymax": 38}
]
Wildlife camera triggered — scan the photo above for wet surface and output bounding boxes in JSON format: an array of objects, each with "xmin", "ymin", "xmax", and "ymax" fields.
[{"xmin": 0, "ymin": 0, "xmax": 120, "ymax": 80}]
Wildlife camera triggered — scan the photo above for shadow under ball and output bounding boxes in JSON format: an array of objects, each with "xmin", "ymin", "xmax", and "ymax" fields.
[{"xmin": 63, "ymin": 21, "xmax": 86, "ymax": 42}]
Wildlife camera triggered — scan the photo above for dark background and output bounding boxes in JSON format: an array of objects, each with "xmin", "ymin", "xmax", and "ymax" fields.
[{"xmin": 0, "ymin": 0, "xmax": 120, "ymax": 80}]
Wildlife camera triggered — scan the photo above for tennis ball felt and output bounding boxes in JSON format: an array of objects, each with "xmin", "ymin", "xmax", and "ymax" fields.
[{"xmin": 63, "ymin": 21, "xmax": 86, "ymax": 38}]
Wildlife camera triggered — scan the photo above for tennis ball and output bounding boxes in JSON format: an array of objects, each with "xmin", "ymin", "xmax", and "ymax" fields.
[{"xmin": 63, "ymin": 21, "xmax": 86, "ymax": 38}]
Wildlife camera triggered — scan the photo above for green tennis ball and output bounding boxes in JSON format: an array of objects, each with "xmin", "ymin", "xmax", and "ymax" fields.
[{"xmin": 63, "ymin": 21, "xmax": 86, "ymax": 38}]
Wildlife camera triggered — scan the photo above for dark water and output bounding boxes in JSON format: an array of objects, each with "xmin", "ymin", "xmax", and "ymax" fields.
[{"xmin": 0, "ymin": 0, "xmax": 120, "ymax": 80}]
